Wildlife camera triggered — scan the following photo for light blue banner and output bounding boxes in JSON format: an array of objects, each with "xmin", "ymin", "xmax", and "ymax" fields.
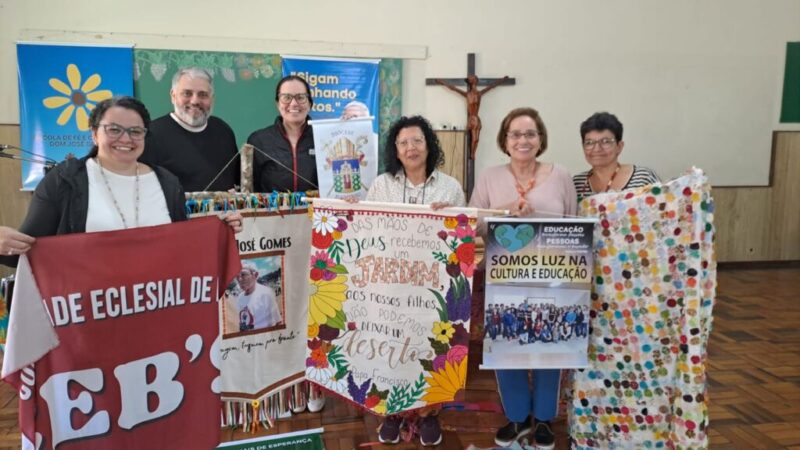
[
  {"xmin": 17, "ymin": 43, "xmax": 133, "ymax": 189},
  {"xmin": 281, "ymin": 56, "xmax": 380, "ymax": 134}
]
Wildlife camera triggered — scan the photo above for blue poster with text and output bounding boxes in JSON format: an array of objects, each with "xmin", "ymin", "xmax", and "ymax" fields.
[
  {"xmin": 17, "ymin": 43, "xmax": 133, "ymax": 189},
  {"xmin": 281, "ymin": 56, "xmax": 380, "ymax": 134}
]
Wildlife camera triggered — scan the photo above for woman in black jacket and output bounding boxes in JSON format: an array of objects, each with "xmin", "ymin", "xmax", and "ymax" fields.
[{"xmin": 0, "ymin": 96, "xmax": 241, "ymax": 267}]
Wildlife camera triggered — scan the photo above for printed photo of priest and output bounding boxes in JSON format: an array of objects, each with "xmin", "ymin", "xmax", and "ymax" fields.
[{"xmin": 223, "ymin": 254, "xmax": 285, "ymax": 336}]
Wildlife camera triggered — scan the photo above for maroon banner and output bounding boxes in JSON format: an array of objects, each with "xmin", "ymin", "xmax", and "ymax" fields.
[{"xmin": 2, "ymin": 217, "xmax": 240, "ymax": 450}]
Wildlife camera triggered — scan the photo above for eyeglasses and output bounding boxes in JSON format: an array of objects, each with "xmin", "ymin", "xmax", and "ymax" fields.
[
  {"xmin": 583, "ymin": 138, "xmax": 618, "ymax": 150},
  {"xmin": 278, "ymin": 93, "xmax": 310, "ymax": 104},
  {"xmin": 507, "ymin": 130, "xmax": 541, "ymax": 141},
  {"xmin": 396, "ymin": 137, "xmax": 425, "ymax": 148},
  {"xmin": 99, "ymin": 123, "xmax": 147, "ymax": 140}
]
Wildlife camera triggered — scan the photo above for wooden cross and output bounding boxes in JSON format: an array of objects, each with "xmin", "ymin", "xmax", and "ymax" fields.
[{"xmin": 426, "ymin": 53, "xmax": 515, "ymax": 198}]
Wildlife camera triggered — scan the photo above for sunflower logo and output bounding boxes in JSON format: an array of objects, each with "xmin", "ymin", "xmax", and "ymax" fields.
[{"xmin": 42, "ymin": 64, "xmax": 113, "ymax": 131}]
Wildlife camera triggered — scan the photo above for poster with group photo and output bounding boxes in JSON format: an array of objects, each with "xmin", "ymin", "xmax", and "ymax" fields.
[{"xmin": 482, "ymin": 218, "xmax": 596, "ymax": 369}]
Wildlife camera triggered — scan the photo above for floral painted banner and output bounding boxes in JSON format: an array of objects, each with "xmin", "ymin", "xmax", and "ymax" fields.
[
  {"xmin": 16, "ymin": 43, "xmax": 133, "ymax": 189},
  {"xmin": 306, "ymin": 199, "xmax": 478, "ymax": 415},
  {"xmin": 568, "ymin": 169, "xmax": 716, "ymax": 449}
]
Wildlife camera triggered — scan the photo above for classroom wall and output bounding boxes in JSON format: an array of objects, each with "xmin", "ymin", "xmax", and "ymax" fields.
[{"xmin": 1, "ymin": 0, "xmax": 799, "ymax": 185}]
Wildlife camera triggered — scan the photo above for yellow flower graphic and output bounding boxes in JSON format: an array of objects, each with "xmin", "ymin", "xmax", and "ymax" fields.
[
  {"xmin": 432, "ymin": 321, "xmax": 455, "ymax": 344},
  {"xmin": 373, "ymin": 399, "xmax": 387, "ymax": 415},
  {"xmin": 42, "ymin": 64, "xmax": 113, "ymax": 131},
  {"xmin": 422, "ymin": 358, "xmax": 467, "ymax": 403},
  {"xmin": 308, "ymin": 323, "xmax": 320, "ymax": 339},
  {"xmin": 308, "ymin": 275, "xmax": 348, "ymax": 326}
]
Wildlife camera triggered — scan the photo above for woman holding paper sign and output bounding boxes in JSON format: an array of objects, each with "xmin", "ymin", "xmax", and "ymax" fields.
[
  {"xmin": 0, "ymin": 96, "xmax": 242, "ymax": 269},
  {"xmin": 248, "ymin": 75, "xmax": 318, "ymax": 193},
  {"xmin": 366, "ymin": 115, "xmax": 464, "ymax": 446},
  {"xmin": 469, "ymin": 107, "xmax": 577, "ymax": 449}
]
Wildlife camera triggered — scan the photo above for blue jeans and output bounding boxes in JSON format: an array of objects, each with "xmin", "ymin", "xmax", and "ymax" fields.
[{"xmin": 496, "ymin": 369, "xmax": 560, "ymax": 422}]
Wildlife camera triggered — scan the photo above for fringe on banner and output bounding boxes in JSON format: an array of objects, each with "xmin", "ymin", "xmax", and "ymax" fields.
[
  {"xmin": 220, "ymin": 381, "xmax": 323, "ymax": 432},
  {"xmin": 185, "ymin": 190, "xmax": 319, "ymax": 215}
]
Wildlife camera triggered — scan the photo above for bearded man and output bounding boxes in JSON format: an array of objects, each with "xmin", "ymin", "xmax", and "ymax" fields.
[{"xmin": 141, "ymin": 67, "xmax": 240, "ymax": 191}]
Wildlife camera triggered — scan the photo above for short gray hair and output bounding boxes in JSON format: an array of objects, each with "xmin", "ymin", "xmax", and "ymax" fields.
[
  {"xmin": 241, "ymin": 262, "xmax": 259, "ymax": 276},
  {"xmin": 171, "ymin": 67, "xmax": 214, "ymax": 94}
]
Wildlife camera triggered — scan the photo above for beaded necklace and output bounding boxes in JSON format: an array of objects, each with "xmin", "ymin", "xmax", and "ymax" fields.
[
  {"xmin": 511, "ymin": 162, "xmax": 537, "ymax": 206},
  {"xmin": 96, "ymin": 158, "xmax": 139, "ymax": 229},
  {"xmin": 588, "ymin": 163, "xmax": 621, "ymax": 193}
]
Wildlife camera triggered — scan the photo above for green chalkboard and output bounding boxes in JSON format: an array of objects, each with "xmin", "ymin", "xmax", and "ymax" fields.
[
  {"xmin": 133, "ymin": 49, "xmax": 402, "ymax": 170},
  {"xmin": 780, "ymin": 42, "xmax": 800, "ymax": 123}
]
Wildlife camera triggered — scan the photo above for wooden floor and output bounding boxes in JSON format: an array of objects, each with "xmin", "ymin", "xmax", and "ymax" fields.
[{"xmin": 0, "ymin": 267, "xmax": 798, "ymax": 449}]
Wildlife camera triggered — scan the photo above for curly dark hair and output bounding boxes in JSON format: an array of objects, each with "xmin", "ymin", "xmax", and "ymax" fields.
[
  {"xmin": 383, "ymin": 115, "xmax": 444, "ymax": 177},
  {"xmin": 87, "ymin": 96, "xmax": 151, "ymax": 158}
]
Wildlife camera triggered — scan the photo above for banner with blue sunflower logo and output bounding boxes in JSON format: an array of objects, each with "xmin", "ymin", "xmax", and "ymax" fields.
[{"xmin": 17, "ymin": 43, "xmax": 133, "ymax": 189}]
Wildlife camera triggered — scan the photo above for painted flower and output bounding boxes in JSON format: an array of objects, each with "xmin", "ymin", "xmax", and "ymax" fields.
[
  {"xmin": 450, "ymin": 323, "xmax": 470, "ymax": 346},
  {"xmin": 310, "ymin": 251, "xmax": 337, "ymax": 281},
  {"xmin": 308, "ymin": 275, "xmax": 348, "ymax": 326},
  {"xmin": 456, "ymin": 214, "xmax": 469, "ymax": 226},
  {"xmin": 422, "ymin": 358, "xmax": 467, "ymax": 403},
  {"xmin": 310, "ymin": 348, "xmax": 329, "ymax": 368},
  {"xmin": 446, "ymin": 345, "xmax": 469, "ymax": 366},
  {"xmin": 432, "ymin": 321, "xmax": 455, "ymax": 344},
  {"xmin": 306, "ymin": 366, "xmax": 333, "ymax": 384},
  {"xmin": 444, "ymin": 217, "xmax": 459, "ymax": 229},
  {"xmin": 313, "ymin": 211, "xmax": 338, "ymax": 236},
  {"xmin": 336, "ymin": 219, "xmax": 348, "ymax": 231},
  {"xmin": 308, "ymin": 323, "xmax": 320, "ymax": 339},
  {"xmin": 364, "ymin": 394, "xmax": 380, "ymax": 409},
  {"xmin": 446, "ymin": 263, "xmax": 461, "ymax": 278},
  {"xmin": 460, "ymin": 261, "xmax": 475, "ymax": 278},
  {"xmin": 432, "ymin": 354, "xmax": 447, "ymax": 371},
  {"xmin": 323, "ymin": 374, "xmax": 348, "ymax": 392},
  {"xmin": 437, "ymin": 230, "xmax": 448, "ymax": 241},
  {"xmin": 311, "ymin": 230, "xmax": 334, "ymax": 249},
  {"xmin": 455, "ymin": 242, "xmax": 475, "ymax": 266},
  {"xmin": 447, "ymin": 253, "xmax": 459, "ymax": 265},
  {"xmin": 450, "ymin": 224, "xmax": 476, "ymax": 240},
  {"xmin": 373, "ymin": 399, "xmax": 387, "ymax": 415},
  {"xmin": 43, "ymin": 63, "xmax": 113, "ymax": 131},
  {"xmin": 445, "ymin": 277, "xmax": 472, "ymax": 322}
]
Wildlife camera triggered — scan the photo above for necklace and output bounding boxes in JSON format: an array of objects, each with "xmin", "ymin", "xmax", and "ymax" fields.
[
  {"xmin": 588, "ymin": 163, "xmax": 621, "ymax": 193},
  {"xmin": 402, "ymin": 170, "xmax": 428, "ymax": 205},
  {"xmin": 511, "ymin": 162, "xmax": 537, "ymax": 203},
  {"xmin": 96, "ymin": 158, "xmax": 139, "ymax": 229}
]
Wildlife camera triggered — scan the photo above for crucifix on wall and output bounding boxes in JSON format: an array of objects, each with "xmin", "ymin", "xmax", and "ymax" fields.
[{"xmin": 426, "ymin": 53, "xmax": 515, "ymax": 197}]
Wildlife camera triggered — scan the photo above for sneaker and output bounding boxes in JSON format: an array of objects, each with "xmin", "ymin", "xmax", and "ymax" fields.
[
  {"xmin": 494, "ymin": 416, "xmax": 531, "ymax": 447},
  {"xmin": 378, "ymin": 415, "xmax": 402, "ymax": 444},
  {"xmin": 419, "ymin": 415, "xmax": 443, "ymax": 446},
  {"xmin": 307, "ymin": 393, "xmax": 326, "ymax": 413},
  {"xmin": 533, "ymin": 420, "xmax": 555, "ymax": 449}
]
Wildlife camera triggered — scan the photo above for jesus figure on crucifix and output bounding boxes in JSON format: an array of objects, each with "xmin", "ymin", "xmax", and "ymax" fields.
[{"xmin": 434, "ymin": 74, "xmax": 510, "ymax": 160}]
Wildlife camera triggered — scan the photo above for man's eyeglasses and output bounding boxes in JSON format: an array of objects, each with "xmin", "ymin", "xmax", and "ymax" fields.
[
  {"xmin": 507, "ymin": 130, "xmax": 541, "ymax": 141},
  {"xmin": 99, "ymin": 123, "xmax": 147, "ymax": 140},
  {"xmin": 583, "ymin": 138, "xmax": 617, "ymax": 150},
  {"xmin": 278, "ymin": 93, "xmax": 310, "ymax": 104},
  {"xmin": 396, "ymin": 137, "xmax": 425, "ymax": 148}
]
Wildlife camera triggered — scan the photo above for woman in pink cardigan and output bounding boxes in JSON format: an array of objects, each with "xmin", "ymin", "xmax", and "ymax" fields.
[{"xmin": 469, "ymin": 107, "xmax": 577, "ymax": 449}]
